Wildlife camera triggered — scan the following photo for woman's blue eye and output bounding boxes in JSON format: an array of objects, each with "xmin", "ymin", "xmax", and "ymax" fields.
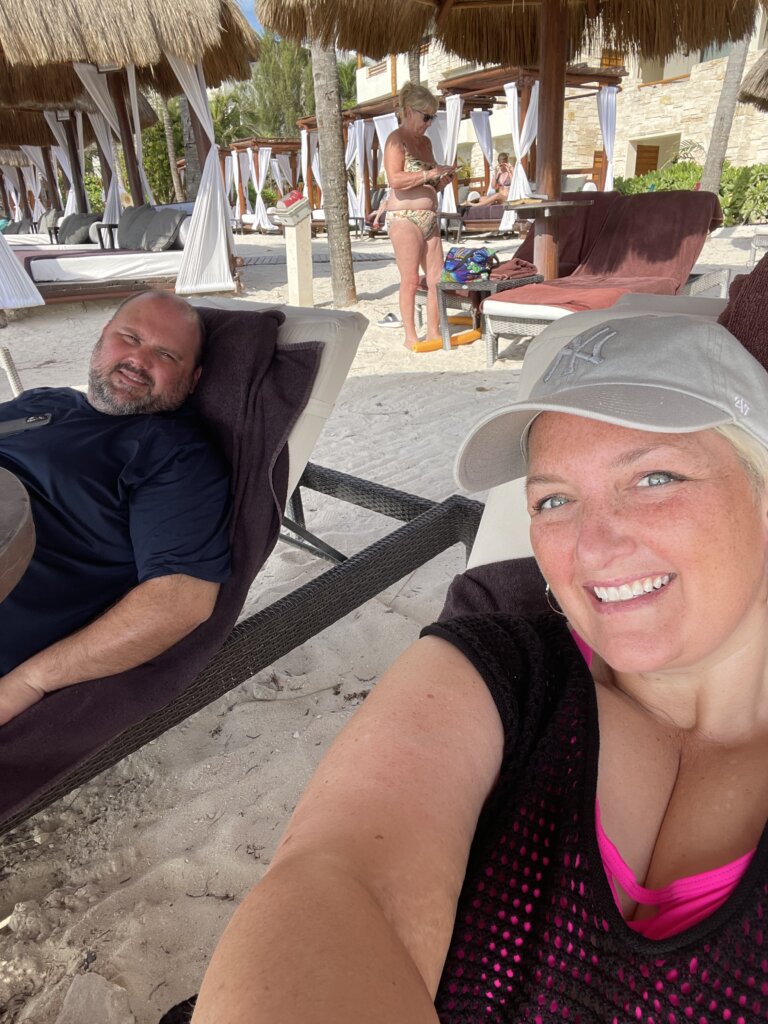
[
  {"xmin": 638, "ymin": 471, "xmax": 677, "ymax": 488},
  {"xmin": 535, "ymin": 494, "xmax": 569, "ymax": 512}
]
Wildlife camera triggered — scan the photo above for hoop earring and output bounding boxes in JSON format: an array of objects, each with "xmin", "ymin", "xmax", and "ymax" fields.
[{"xmin": 545, "ymin": 583, "xmax": 567, "ymax": 618}]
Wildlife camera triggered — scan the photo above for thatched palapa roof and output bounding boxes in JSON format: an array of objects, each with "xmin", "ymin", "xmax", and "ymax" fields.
[
  {"xmin": 258, "ymin": 0, "xmax": 767, "ymax": 65},
  {"xmin": 0, "ymin": 0, "xmax": 259, "ymax": 97},
  {"xmin": 740, "ymin": 50, "xmax": 768, "ymax": 113}
]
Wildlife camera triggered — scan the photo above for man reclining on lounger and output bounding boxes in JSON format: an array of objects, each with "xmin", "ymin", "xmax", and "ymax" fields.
[{"xmin": 0, "ymin": 290, "xmax": 231, "ymax": 725}]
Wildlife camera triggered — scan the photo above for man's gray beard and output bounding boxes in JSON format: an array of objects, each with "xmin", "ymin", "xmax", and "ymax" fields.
[{"xmin": 87, "ymin": 367, "xmax": 181, "ymax": 415}]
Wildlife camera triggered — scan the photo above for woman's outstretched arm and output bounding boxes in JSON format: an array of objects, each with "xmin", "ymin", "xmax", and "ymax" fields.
[{"xmin": 192, "ymin": 636, "xmax": 504, "ymax": 1024}]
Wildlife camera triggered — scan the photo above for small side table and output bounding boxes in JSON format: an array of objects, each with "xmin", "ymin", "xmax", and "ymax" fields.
[
  {"xmin": 437, "ymin": 275, "xmax": 543, "ymax": 351},
  {"xmin": 0, "ymin": 467, "xmax": 34, "ymax": 603}
]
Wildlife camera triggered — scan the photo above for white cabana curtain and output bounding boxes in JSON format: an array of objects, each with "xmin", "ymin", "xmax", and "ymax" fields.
[
  {"xmin": 353, "ymin": 119, "xmax": 371, "ymax": 219},
  {"xmin": 22, "ymin": 165, "xmax": 45, "ymax": 220},
  {"xmin": 1, "ymin": 170, "xmax": 21, "ymax": 220},
  {"xmin": 44, "ymin": 116, "xmax": 78, "ymax": 215},
  {"xmin": 0, "ymin": 232, "xmax": 44, "ymax": 307},
  {"xmin": 597, "ymin": 85, "xmax": 618, "ymax": 191},
  {"xmin": 499, "ymin": 81, "xmax": 540, "ymax": 232},
  {"xmin": 49, "ymin": 146, "xmax": 66, "ymax": 207},
  {"xmin": 309, "ymin": 131, "xmax": 322, "ymax": 199},
  {"xmin": 19, "ymin": 146, "xmax": 46, "ymax": 180},
  {"xmin": 270, "ymin": 154, "xmax": 293, "ymax": 195},
  {"xmin": 126, "ymin": 65, "xmax": 155, "ymax": 205},
  {"xmin": 440, "ymin": 95, "xmax": 463, "ymax": 213},
  {"xmin": 223, "ymin": 154, "xmax": 234, "ymax": 216},
  {"xmin": 230, "ymin": 153, "xmax": 241, "ymax": 219},
  {"xmin": 165, "ymin": 54, "xmax": 235, "ymax": 294},
  {"xmin": 238, "ymin": 152, "xmax": 252, "ymax": 213},
  {"xmin": 300, "ymin": 129, "xmax": 309, "ymax": 198},
  {"xmin": 426, "ymin": 112, "xmax": 451, "ymax": 211},
  {"xmin": 76, "ymin": 62, "xmax": 124, "ymax": 222},
  {"xmin": 249, "ymin": 146, "xmax": 275, "ymax": 231},
  {"xmin": 19, "ymin": 146, "xmax": 48, "ymax": 221},
  {"xmin": 373, "ymin": 113, "xmax": 399, "ymax": 157},
  {"xmin": 344, "ymin": 126, "xmax": 358, "ymax": 215},
  {"xmin": 470, "ymin": 109, "xmax": 494, "ymax": 194},
  {"xmin": 506, "ymin": 80, "xmax": 539, "ymax": 200},
  {"xmin": 87, "ymin": 112, "xmax": 121, "ymax": 227}
]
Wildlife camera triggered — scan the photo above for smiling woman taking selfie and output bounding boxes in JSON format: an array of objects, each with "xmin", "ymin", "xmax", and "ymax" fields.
[
  {"xmin": 381, "ymin": 82, "xmax": 456, "ymax": 351},
  {"xmin": 193, "ymin": 314, "xmax": 768, "ymax": 1024}
]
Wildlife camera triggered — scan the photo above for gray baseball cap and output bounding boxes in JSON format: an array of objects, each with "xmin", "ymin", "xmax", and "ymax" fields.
[{"xmin": 456, "ymin": 314, "xmax": 768, "ymax": 491}]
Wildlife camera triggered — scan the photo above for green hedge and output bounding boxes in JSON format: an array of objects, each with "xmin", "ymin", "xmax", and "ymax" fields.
[{"xmin": 615, "ymin": 161, "xmax": 768, "ymax": 226}]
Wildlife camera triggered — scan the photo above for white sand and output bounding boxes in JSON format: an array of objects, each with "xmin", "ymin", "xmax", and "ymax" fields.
[{"xmin": 0, "ymin": 224, "xmax": 756, "ymax": 1023}]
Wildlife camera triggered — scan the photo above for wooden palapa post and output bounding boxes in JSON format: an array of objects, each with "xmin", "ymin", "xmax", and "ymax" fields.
[
  {"xmin": 42, "ymin": 146, "xmax": 62, "ymax": 211},
  {"xmin": 107, "ymin": 70, "xmax": 144, "ymax": 205},
  {"xmin": 15, "ymin": 168, "xmax": 33, "ymax": 221},
  {"xmin": 534, "ymin": 0, "xmax": 568, "ymax": 281},
  {"xmin": 0, "ymin": 169, "xmax": 10, "ymax": 218},
  {"xmin": 61, "ymin": 115, "xmax": 88, "ymax": 214}
]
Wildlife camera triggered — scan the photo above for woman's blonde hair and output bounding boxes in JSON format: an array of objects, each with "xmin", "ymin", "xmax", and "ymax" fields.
[
  {"xmin": 398, "ymin": 81, "xmax": 438, "ymax": 118},
  {"xmin": 714, "ymin": 423, "xmax": 768, "ymax": 498}
]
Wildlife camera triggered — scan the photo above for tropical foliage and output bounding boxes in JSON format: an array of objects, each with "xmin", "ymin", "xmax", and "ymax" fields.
[{"xmin": 615, "ymin": 161, "xmax": 768, "ymax": 225}]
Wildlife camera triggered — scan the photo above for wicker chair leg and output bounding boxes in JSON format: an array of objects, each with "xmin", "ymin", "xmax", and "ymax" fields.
[{"xmin": 483, "ymin": 320, "xmax": 499, "ymax": 368}]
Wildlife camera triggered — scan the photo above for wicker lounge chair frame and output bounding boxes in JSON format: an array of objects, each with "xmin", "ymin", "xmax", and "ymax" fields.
[
  {"xmin": 0, "ymin": 465, "xmax": 482, "ymax": 836},
  {"xmin": 481, "ymin": 267, "xmax": 732, "ymax": 367}
]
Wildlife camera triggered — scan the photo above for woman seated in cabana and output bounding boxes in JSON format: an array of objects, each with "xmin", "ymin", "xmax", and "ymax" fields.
[
  {"xmin": 193, "ymin": 313, "xmax": 768, "ymax": 1023},
  {"xmin": 467, "ymin": 152, "xmax": 513, "ymax": 207}
]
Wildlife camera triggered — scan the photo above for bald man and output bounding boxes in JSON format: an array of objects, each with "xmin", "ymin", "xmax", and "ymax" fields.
[{"xmin": 0, "ymin": 291, "xmax": 231, "ymax": 724}]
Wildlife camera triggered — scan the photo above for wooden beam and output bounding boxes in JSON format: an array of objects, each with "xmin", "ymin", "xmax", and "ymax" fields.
[
  {"xmin": 436, "ymin": 0, "xmax": 458, "ymax": 29},
  {"xmin": 107, "ymin": 70, "xmax": 144, "ymax": 206},
  {"xmin": 390, "ymin": 54, "xmax": 397, "ymax": 96}
]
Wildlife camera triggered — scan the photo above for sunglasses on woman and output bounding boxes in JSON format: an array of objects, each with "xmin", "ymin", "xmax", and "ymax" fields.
[{"xmin": 420, "ymin": 112, "xmax": 435, "ymax": 124}]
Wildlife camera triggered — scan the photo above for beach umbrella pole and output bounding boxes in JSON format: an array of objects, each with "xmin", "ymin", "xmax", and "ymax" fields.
[{"xmin": 533, "ymin": 0, "xmax": 568, "ymax": 280}]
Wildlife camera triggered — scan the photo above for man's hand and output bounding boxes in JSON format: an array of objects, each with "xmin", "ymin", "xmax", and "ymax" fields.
[{"xmin": 0, "ymin": 673, "xmax": 44, "ymax": 726}]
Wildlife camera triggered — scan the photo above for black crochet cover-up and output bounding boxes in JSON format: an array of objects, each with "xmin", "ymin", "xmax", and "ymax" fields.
[{"xmin": 422, "ymin": 613, "xmax": 768, "ymax": 1024}]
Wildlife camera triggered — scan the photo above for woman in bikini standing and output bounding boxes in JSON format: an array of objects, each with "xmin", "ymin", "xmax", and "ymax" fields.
[{"xmin": 384, "ymin": 82, "xmax": 456, "ymax": 350}]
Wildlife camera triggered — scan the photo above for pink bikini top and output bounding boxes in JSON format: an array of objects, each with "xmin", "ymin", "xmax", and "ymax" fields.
[
  {"xmin": 574, "ymin": 631, "xmax": 754, "ymax": 939},
  {"xmin": 595, "ymin": 800, "xmax": 754, "ymax": 939}
]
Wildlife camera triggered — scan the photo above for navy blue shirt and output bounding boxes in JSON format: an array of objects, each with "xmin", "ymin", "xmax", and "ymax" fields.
[{"xmin": 0, "ymin": 388, "xmax": 231, "ymax": 673}]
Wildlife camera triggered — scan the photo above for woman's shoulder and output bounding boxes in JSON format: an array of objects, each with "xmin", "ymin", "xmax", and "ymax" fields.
[{"xmin": 423, "ymin": 613, "xmax": 588, "ymax": 714}]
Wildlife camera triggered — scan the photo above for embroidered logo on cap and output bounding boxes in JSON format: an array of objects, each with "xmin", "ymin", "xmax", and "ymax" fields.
[
  {"xmin": 542, "ymin": 326, "xmax": 616, "ymax": 384},
  {"xmin": 735, "ymin": 395, "xmax": 750, "ymax": 416}
]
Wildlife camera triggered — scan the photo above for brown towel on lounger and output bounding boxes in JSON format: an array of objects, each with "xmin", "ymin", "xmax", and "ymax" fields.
[
  {"xmin": 489, "ymin": 257, "xmax": 538, "ymax": 280},
  {"xmin": 0, "ymin": 306, "xmax": 323, "ymax": 824}
]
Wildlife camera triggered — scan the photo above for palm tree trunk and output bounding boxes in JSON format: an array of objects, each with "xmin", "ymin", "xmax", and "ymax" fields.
[
  {"xmin": 700, "ymin": 34, "xmax": 751, "ymax": 194},
  {"xmin": 407, "ymin": 46, "xmax": 421, "ymax": 86},
  {"xmin": 158, "ymin": 96, "xmax": 185, "ymax": 202},
  {"xmin": 309, "ymin": 36, "xmax": 357, "ymax": 306}
]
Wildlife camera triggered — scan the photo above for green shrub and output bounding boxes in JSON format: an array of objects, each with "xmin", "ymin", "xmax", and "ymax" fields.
[
  {"xmin": 615, "ymin": 161, "xmax": 768, "ymax": 225},
  {"xmin": 84, "ymin": 172, "xmax": 105, "ymax": 214}
]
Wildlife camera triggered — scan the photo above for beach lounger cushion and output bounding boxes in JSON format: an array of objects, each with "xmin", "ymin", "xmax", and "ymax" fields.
[
  {"xmin": 58, "ymin": 213, "xmax": 102, "ymax": 245},
  {"xmin": 0, "ymin": 304, "xmax": 326, "ymax": 825}
]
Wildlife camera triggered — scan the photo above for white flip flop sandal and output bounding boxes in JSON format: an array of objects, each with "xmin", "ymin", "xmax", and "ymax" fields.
[{"xmin": 377, "ymin": 312, "xmax": 402, "ymax": 328}]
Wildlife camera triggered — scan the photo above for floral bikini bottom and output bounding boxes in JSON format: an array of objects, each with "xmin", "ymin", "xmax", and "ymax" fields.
[{"xmin": 388, "ymin": 209, "xmax": 439, "ymax": 241}]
